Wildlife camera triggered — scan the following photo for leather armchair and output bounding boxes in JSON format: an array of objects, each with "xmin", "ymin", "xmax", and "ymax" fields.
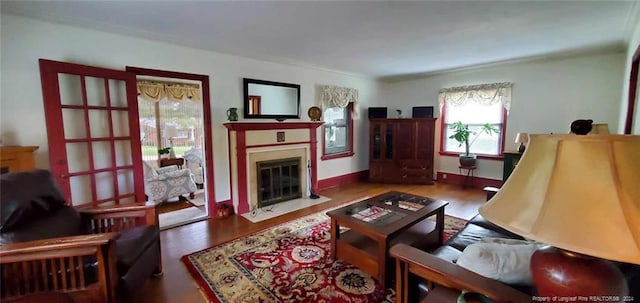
[{"xmin": 0, "ymin": 169, "xmax": 162, "ymax": 303}]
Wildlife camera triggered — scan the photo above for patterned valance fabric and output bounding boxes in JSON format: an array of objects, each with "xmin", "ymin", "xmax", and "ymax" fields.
[
  {"xmin": 438, "ymin": 82, "xmax": 512, "ymax": 112},
  {"xmin": 319, "ymin": 84, "xmax": 359, "ymax": 118},
  {"xmin": 137, "ymin": 80, "xmax": 201, "ymax": 102}
]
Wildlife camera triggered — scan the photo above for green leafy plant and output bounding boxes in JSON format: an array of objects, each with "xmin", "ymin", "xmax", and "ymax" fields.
[
  {"xmin": 448, "ymin": 121, "xmax": 500, "ymax": 156},
  {"xmin": 158, "ymin": 147, "xmax": 172, "ymax": 155}
]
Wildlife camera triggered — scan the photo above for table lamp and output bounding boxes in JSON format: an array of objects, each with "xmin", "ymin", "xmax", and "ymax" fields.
[
  {"xmin": 514, "ymin": 132, "xmax": 529, "ymax": 153},
  {"xmin": 163, "ymin": 125, "xmax": 178, "ymax": 158},
  {"xmin": 479, "ymin": 134, "xmax": 639, "ymax": 296}
]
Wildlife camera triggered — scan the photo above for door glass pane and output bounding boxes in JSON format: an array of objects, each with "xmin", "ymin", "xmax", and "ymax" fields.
[
  {"xmin": 58, "ymin": 74, "xmax": 83, "ymax": 106},
  {"xmin": 92, "ymin": 141, "xmax": 112, "ymax": 169},
  {"xmin": 67, "ymin": 143, "xmax": 90, "ymax": 173},
  {"xmin": 69, "ymin": 175, "xmax": 92, "ymax": 206},
  {"xmin": 112, "ymin": 110, "xmax": 130, "ymax": 137},
  {"xmin": 89, "ymin": 110, "xmax": 110, "ymax": 138},
  {"xmin": 117, "ymin": 168, "xmax": 135, "ymax": 196},
  {"xmin": 86, "ymin": 76, "xmax": 107, "ymax": 107},
  {"xmin": 95, "ymin": 171, "xmax": 114, "ymax": 201},
  {"xmin": 109, "ymin": 79, "xmax": 128, "ymax": 107},
  {"xmin": 114, "ymin": 140, "xmax": 133, "ymax": 166},
  {"xmin": 63, "ymin": 109, "xmax": 86, "ymax": 139}
]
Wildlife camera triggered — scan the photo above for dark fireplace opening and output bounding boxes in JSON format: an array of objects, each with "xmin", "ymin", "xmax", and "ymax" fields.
[{"xmin": 257, "ymin": 157, "xmax": 302, "ymax": 208}]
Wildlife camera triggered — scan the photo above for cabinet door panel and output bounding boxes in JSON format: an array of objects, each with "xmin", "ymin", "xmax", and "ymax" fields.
[
  {"xmin": 395, "ymin": 121, "xmax": 414, "ymax": 160},
  {"xmin": 415, "ymin": 120, "xmax": 434, "ymax": 160}
]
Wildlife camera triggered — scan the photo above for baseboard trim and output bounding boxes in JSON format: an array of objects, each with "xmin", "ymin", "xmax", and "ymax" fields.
[
  {"xmin": 318, "ymin": 170, "xmax": 369, "ymax": 191},
  {"xmin": 436, "ymin": 171, "xmax": 503, "ymax": 189}
]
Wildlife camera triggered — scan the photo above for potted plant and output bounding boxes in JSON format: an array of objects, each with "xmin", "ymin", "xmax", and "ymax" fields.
[
  {"xmin": 448, "ymin": 121, "xmax": 500, "ymax": 167},
  {"xmin": 158, "ymin": 147, "xmax": 172, "ymax": 159}
]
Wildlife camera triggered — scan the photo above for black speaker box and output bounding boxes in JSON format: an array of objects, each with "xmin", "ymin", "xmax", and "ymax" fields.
[
  {"xmin": 412, "ymin": 106, "xmax": 434, "ymax": 118},
  {"xmin": 368, "ymin": 107, "xmax": 387, "ymax": 119}
]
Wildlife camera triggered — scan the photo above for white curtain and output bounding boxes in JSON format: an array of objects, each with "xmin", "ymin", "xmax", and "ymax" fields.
[
  {"xmin": 438, "ymin": 82, "xmax": 512, "ymax": 112},
  {"xmin": 319, "ymin": 85, "xmax": 359, "ymax": 118}
]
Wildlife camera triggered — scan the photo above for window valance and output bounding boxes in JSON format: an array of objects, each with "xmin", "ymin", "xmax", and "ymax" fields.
[
  {"xmin": 319, "ymin": 84, "xmax": 359, "ymax": 118},
  {"xmin": 438, "ymin": 82, "xmax": 512, "ymax": 112},
  {"xmin": 137, "ymin": 80, "xmax": 201, "ymax": 102}
]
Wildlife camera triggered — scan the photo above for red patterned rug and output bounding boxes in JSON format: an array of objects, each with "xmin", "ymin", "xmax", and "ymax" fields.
[{"xmin": 181, "ymin": 211, "xmax": 467, "ymax": 303}]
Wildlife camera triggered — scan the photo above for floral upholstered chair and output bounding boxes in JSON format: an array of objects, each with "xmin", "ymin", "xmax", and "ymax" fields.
[
  {"xmin": 142, "ymin": 161, "xmax": 197, "ymax": 202},
  {"xmin": 183, "ymin": 147, "xmax": 204, "ymax": 187}
]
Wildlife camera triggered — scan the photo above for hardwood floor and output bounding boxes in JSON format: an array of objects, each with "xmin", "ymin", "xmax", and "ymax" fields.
[{"xmin": 139, "ymin": 182, "xmax": 486, "ymax": 303}]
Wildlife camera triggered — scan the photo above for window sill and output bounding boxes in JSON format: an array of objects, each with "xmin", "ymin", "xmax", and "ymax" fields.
[
  {"xmin": 321, "ymin": 151, "xmax": 354, "ymax": 161},
  {"xmin": 439, "ymin": 151, "xmax": 504, "ymax": 160}
]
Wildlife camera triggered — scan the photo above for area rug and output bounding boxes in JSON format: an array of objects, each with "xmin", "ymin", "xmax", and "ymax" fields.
[{"xmin": 181, "ymin": 210, "xmax": 467, "ymax": 303}]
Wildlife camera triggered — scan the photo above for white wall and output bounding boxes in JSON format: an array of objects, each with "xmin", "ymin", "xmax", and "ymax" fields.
[
  {"xmin": 0, "ymin": 14, "xmax": 381, "ymax": 202},
  {"xmin": 619, "ymin": 17, "xmax": 640, "ymax": 134},
  {"xmin": 382, "ymin": 52, "xmax": 625, "ymax": 180}
]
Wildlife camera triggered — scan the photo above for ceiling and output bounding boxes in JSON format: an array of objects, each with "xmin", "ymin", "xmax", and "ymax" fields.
[{"xmin": 2, "ymin": 1, "xmax": 637, "ymax": 79}]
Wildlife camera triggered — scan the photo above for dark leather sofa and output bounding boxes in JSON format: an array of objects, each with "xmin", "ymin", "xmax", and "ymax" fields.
[
  {"xmin": 391, "ymin": 190, "xmax": 640, "ymax": 302},
  {"xmin": 0, "ymin": 169, "xmax": 162, "ymax": 303}
]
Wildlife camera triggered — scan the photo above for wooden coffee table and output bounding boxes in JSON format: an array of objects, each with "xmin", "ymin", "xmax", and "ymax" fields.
[{"xmin": 326, "ymin": 191, "xmax": 448, "ymax": 289}]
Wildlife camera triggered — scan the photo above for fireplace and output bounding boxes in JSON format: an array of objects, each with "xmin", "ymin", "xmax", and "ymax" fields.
[
  {"xmin": 257, "ymin": 157, "xmax": 302, "ymax": 207},
  {"xmin": 224, "ymin": 122, "xmax": 323, "ymax": 215}
]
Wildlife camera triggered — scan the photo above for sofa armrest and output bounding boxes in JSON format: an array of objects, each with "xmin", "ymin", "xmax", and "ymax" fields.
[
  {"xmin": 147, "ymin": 167, "xmax": 191, "ymax": 181},
  {"xmin": 78, "ymin": 203, "xmax": 158, "ymax": 233},
  {"xmin": 0, "ymin": 233, "xmax": 118, "ymax": 303},
  {"xmin": 155, "ymin": 165, "xmax": 178, "ymax": 175},
  {"xmin": 390, "ymin": 243, "xmax": 531, "ymax": 303}
]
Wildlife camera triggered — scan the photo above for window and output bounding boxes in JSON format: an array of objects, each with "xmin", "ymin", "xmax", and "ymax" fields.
[
  {"xmin": 322, "ymin": 102, "xmax": 354, "ymax": 159},
  {"xmin": 137, "ymin": 80, "xmax": 204, "ymax": 162},
  {"xmin": 439, "ymin": 83, "xmax": 511, "ymax": 157}
]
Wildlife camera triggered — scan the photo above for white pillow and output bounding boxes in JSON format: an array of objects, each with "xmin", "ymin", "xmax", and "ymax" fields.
[{"xmin": 456, "ymin": 239, "xmax": 542, "ymax": 285}]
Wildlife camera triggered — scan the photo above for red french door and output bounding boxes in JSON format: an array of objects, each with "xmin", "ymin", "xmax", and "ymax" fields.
[{"xmin": 39, "ymin": 59, "xmax": 145, "ymax": 206}]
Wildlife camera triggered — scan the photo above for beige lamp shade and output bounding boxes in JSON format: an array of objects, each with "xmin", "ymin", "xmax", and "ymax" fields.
[
  {"xmin": 589, "ymin": 123, "xmax": 610, "ymax": 135},
  {"xmin": 514, "ymin": 133, "xmax": 529, "ymax": 144},
  {"xmin": 479, "ymin": 134, "xmax": 640, "ymax": 264},
  {"xmin": 163, "ymin": 124, "xmax": 178, "ymax": 138}
]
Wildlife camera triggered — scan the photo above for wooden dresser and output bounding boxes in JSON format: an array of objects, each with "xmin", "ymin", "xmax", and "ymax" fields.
[
  {"xmin": 369, "ymin": 118, "xmax": 436, "ymax": 184},
  {"xmin": 0, "ymin": 146, "xmax": 39, "ymax": 174}
]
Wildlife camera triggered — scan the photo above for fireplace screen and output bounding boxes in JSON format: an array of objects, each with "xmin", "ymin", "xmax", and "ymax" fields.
[{"xmin": 257, "ymin": 157, "xmax": 302, "ymax": 207}]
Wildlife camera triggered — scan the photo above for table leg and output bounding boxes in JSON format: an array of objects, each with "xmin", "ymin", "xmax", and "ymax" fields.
[
  {"xmin": 330, "ymin": 218, "xmax": 338, "ymax": 260},
  {"xmin": 378, "ymin": 239, "xmax": 388, "ymax": 289},
  {"xmin": 436, "ymin": 208, "xmax": 445, "ymax": 246}
]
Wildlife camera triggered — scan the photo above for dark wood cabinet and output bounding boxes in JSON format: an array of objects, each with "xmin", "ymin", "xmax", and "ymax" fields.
[{"xmin": 369, "ymin": 118, "xmax": 436, "ymax": 184}]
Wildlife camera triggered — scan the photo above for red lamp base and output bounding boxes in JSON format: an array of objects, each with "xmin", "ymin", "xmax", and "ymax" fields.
[{"xmin": 531, "ymin": 246, "xmax": 628, "ymax": 297}]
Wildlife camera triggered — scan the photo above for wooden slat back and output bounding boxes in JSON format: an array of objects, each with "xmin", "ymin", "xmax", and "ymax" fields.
[
  {"xmin": 87, "ymin": 210, "xmax": 148, "ymax": 233},
  {"xmin": 1, "ymin": 254, "xmax": 100, "ymax": 300}
]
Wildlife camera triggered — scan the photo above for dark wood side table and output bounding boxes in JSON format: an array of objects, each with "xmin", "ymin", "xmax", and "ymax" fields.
[
  {"xmin": 503, "ymin": 151, "xmax": 522, "ymax": 181},
  {"xmin": 159, "ymin": 157, "xmax": 184, "ymax": 169}
]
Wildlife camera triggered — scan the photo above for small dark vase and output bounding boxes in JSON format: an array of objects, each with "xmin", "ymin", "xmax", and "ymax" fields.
[
  {"xmin": 216, "ymin": 204, "xmax": 233, "ymax": 219},
  {"xmin": 226, "ymin": 108, "xmax": 238, "ymax": 121},
  {"xmin": 570, "ymin": 119, "xmax": 593, "ymax": 135}
]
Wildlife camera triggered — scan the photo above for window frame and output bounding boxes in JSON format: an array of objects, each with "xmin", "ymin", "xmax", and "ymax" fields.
[
  {"xmin": 321, "ymin": 102, "xmax": 355, "ymax": 160},
  {"xmin": 438, "ymin": 100, "xmax": 508, "ymax": 160}
]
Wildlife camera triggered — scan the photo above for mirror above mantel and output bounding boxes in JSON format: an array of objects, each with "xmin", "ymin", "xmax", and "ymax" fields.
[{"xmin": 243, "ymin": 78, "xmax": 300, "ymax": 120}]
